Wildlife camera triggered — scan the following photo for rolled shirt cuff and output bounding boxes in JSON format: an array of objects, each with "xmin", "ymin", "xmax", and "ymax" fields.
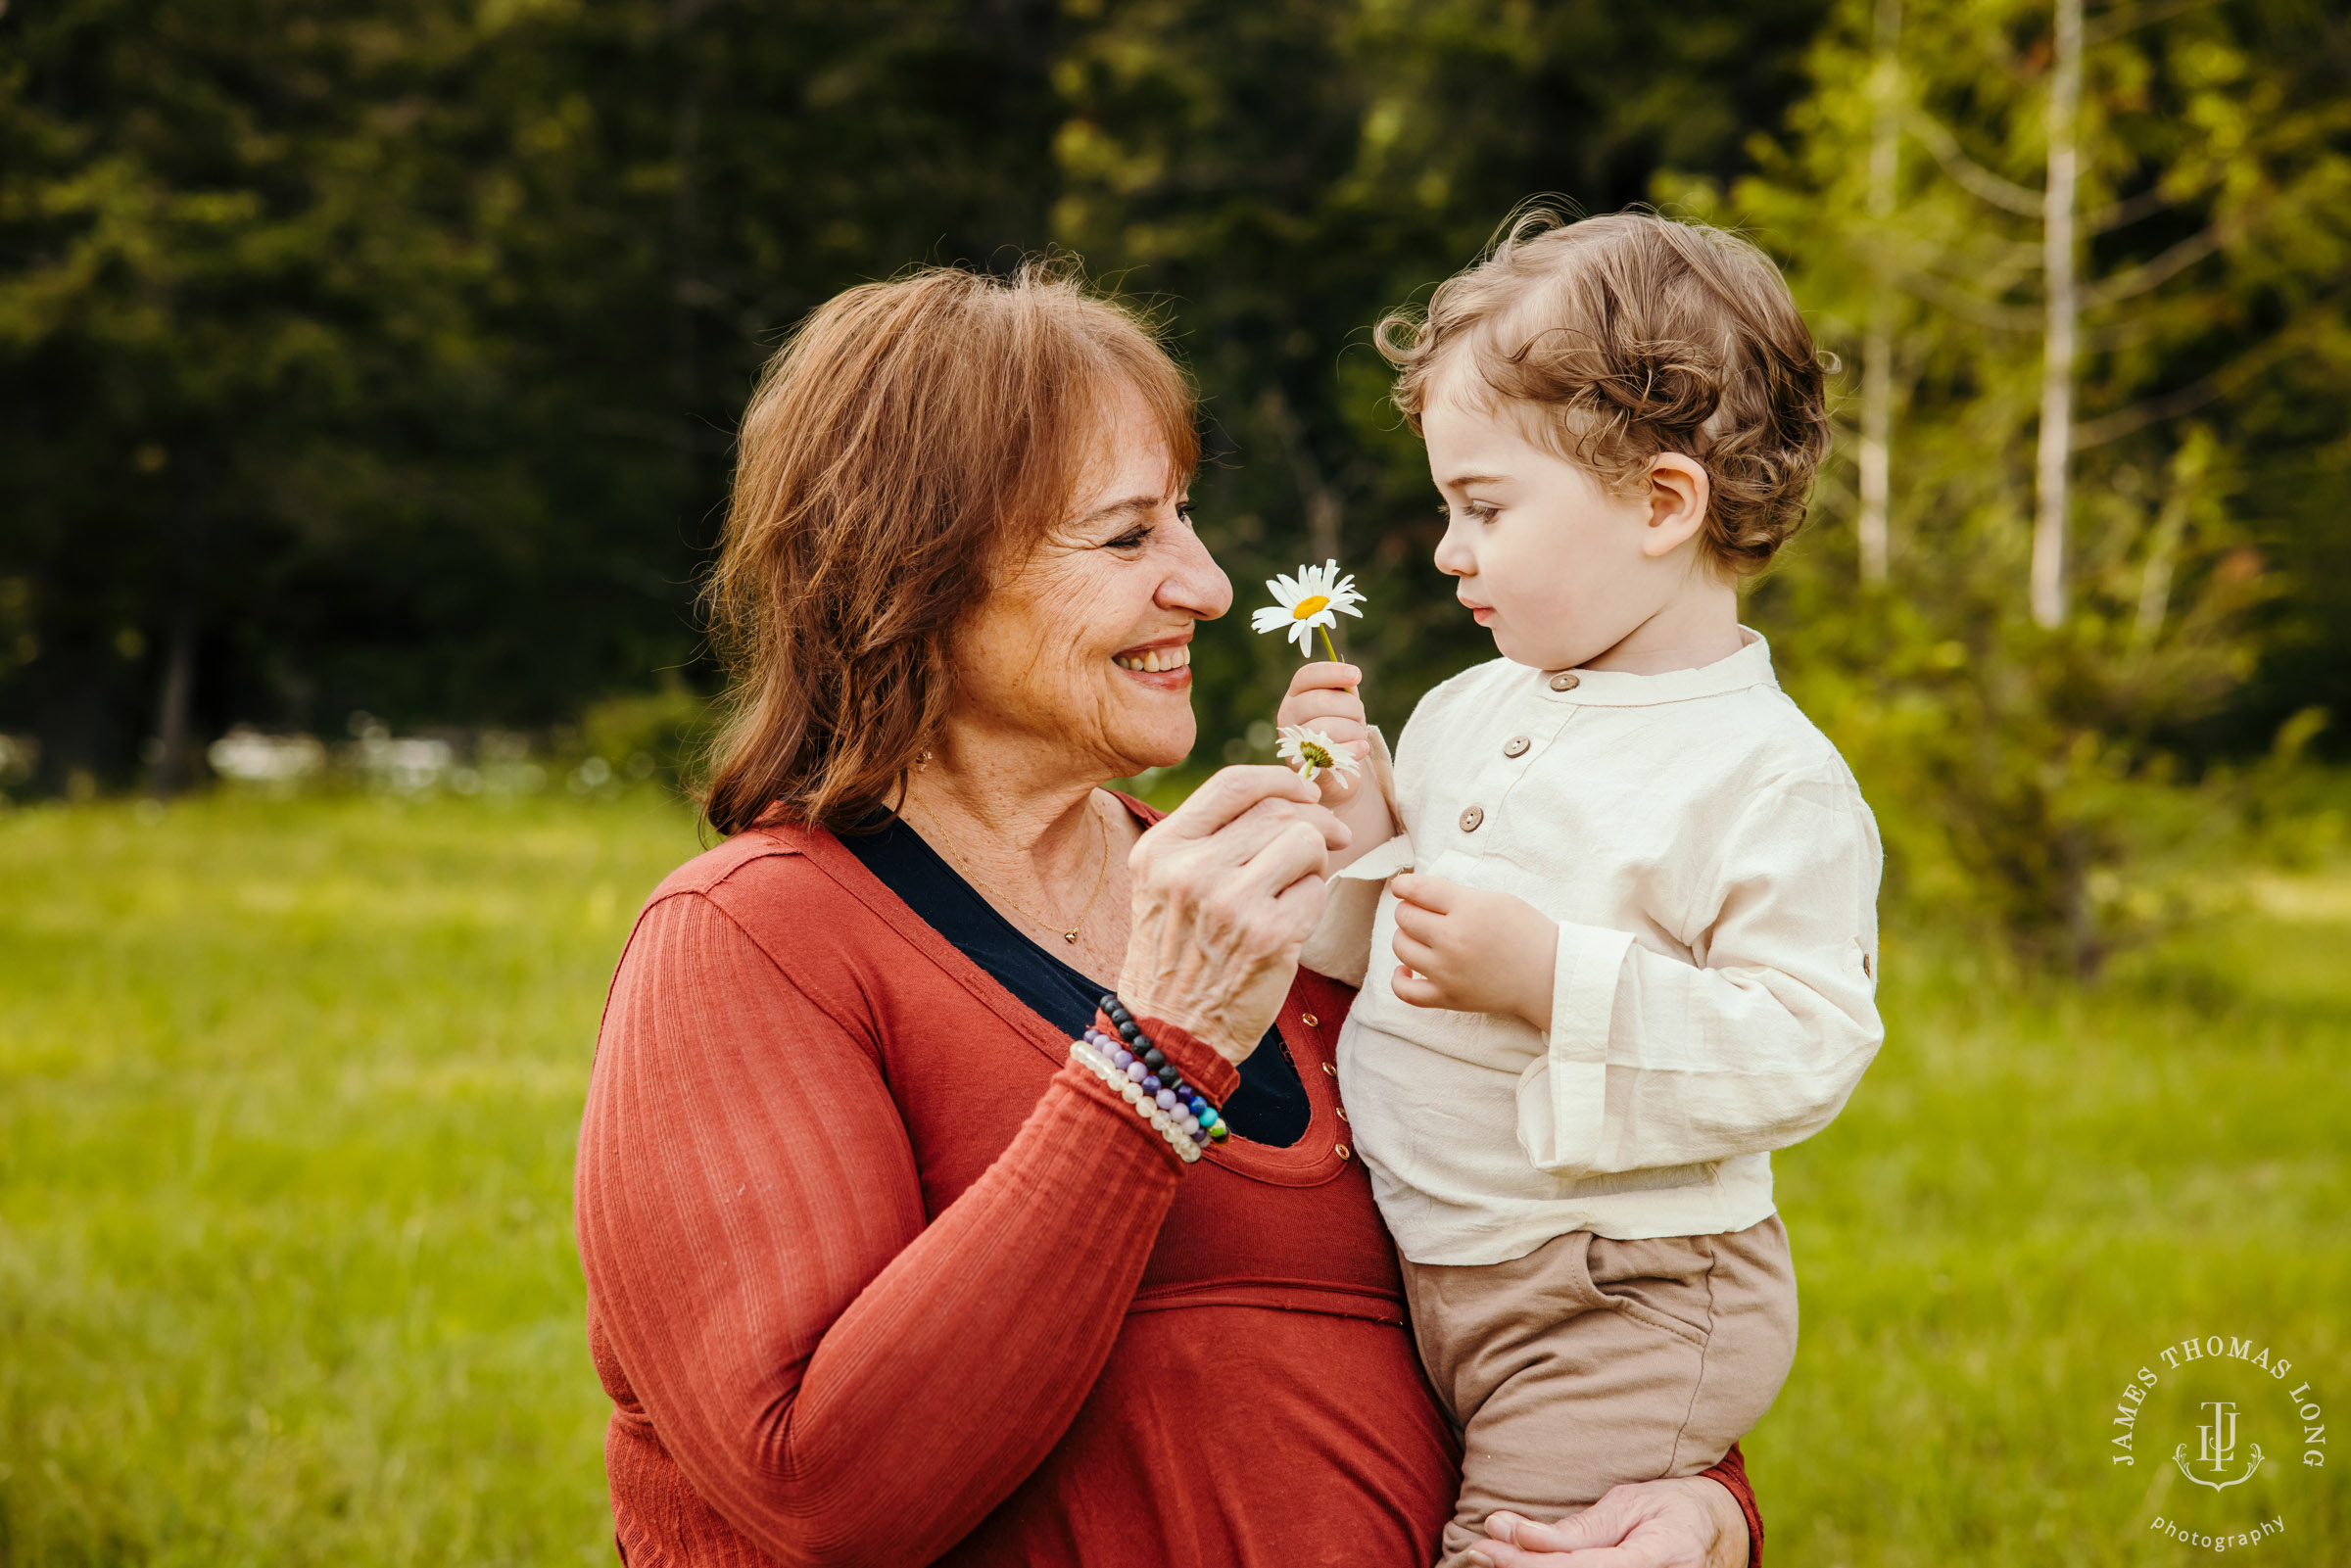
[{"xmin": 1515, "ymin": 923, "xmax": 1634, "ymax": 1173}]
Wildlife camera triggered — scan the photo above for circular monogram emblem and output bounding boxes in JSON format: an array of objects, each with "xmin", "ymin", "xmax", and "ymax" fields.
[{"xmin": 2106, "ymin": 1332, "xmax": 2326, "ymax": 1551}]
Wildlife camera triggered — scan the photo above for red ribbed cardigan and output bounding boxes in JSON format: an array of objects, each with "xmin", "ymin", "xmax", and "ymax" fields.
[{"xmin": 574, "ymin": 814, "xmax": 1763, "ymax": 1566}]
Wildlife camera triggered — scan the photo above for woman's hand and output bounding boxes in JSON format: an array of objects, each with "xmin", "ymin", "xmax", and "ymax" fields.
[
  {"xmin": 1117, "ymin": 765, "xmax": 1348, "ymax": 1062},
  {"xmin": 1390, "ymin": 873, "xmax": 1559, "ymax": 1032},
  {"xmin": 1467, "ymin": 1478, "xmax": 1751, "ymax": 1568}
]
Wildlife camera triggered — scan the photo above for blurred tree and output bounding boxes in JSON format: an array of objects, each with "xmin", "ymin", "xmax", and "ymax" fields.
[
  {"xmin": 0, "ymin": 0, "xmax": 1068, "ymax": 788},
  {"xmin": 1672, "ymin": 0, "xmax": 2351, "ymax": 969},
  {"xmin": 1047, "ymin": 0, "xmax": 1828, "ymax": 748}
]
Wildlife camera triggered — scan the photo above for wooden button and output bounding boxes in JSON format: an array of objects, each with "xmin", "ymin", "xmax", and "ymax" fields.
[
  {"xmin": 1459, "ymin": 805, "xmax": 1485, "ymax": 832},
  {"xmin": 1334, "ymin": 1143, "xmax": 1351, "ymax": 1161},
  {"xmin": 1300, "ymin": 1013, "xmax": 1319, "ymax": 1028},
  {"xmin": 1322, "ymin": 1062, "xmax": 1336, "ymax": 1076},
  {"xmin": 1503, "ymin": 736, "xmax": 1530, "ymax": 758},
  {"xmin": 1549, "ymin": 671, "xmax": 1581, "ymax": 691}
]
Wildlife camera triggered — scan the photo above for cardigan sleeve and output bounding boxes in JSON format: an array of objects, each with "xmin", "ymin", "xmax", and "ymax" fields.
[{"xmin": 574, "ymin": 890, "xmax": 1221, "ymax": 1567}]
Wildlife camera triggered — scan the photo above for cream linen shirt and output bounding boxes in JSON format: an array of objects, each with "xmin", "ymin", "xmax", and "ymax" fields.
[{"xmin": 1304, "ymin": 631, "xmax": 1884, "ymax": 1264}]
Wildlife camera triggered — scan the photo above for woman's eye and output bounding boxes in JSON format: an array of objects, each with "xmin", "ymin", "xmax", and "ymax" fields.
[
  {"xmin": 1175, "ymin": 501, "xmax": 1196, "ymax": 527},
  {"xmin": 1107, "ymin": 527, "xmax": 1151, "ymax": 550}
]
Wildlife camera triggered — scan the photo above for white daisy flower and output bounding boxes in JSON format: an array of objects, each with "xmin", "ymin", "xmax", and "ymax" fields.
[
  {"xmin": 1250, "ymin": 559, "xmax": 1366, "ymax": 657},
  {"xmin": 1276, "ymin": 725, "xmax": 1362, "ymax": 785}
]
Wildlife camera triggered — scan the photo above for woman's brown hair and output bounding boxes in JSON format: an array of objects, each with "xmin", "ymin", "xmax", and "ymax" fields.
[
  {"xmin": 1378, "ymin": 210, "xmax": 1830, "ymax": 576},
  {"xmin": 701, "ymin": 261, "xmax": 1198, "ymax": 836}
]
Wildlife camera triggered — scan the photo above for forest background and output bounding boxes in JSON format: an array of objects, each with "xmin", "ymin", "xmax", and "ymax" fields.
[{"xmin": 6, "ymin": 0, "xmax": 2351, "ymax": 968}]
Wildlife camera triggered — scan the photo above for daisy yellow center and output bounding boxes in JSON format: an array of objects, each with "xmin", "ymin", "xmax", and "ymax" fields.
[
  {"xmin": 1291, "ymin": 594, "xmax": 1331, "ymax": 619},
  {"xmin": 1299, "ymin": 739, "xmax": 1334, "ymax": 768}
]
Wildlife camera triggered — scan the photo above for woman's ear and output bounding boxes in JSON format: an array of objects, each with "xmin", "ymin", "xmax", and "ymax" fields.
[{"xmin": 1640, "ymin": 453, "xmax": 1711, "ymax": 559}]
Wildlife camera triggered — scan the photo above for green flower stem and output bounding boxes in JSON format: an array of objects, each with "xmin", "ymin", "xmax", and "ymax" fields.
[{"xmin": 1317, "ymin": 624, "xmax": 1358, "ymax": 694}]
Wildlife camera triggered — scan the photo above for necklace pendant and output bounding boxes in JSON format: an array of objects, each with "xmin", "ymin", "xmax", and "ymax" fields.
[{"xmin": 1063, "ymin": 929, "xmax": 1079, "ymax": 943}]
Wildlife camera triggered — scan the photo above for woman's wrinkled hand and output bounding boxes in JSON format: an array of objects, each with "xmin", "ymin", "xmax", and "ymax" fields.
[
  {"xmin": 1465, "ymin": 1477, "xmax": 1751, "ymax": 1568},
  {"xmin": 1116, "ymin": 765, "xmax": 1349, "ymax": 1063}
]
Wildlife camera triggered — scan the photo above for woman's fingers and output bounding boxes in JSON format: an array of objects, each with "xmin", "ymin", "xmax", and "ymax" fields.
[
  {"xmin": 1176, "ymin": 794, "xmax": 1346, "ymax": 879},
  {"xmin": 1233, "ymin": 816, "xmax": 1340, "ymax": 904},
  {"xmin": 1153, "ymin": 765, "xmax": 1319, "ymax": 843}
]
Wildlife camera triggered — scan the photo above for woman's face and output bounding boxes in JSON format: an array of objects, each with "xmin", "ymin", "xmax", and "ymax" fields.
[{"xmin": 949, "ymin": 386, "xmax": 1232, "ymax": 782}]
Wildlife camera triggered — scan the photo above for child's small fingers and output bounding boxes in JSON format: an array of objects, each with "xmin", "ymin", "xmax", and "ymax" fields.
[
  {"xmin": 1288, "ymin": 690, "xmax": 1364, "ymax": 729},
  {"xmin": 1392, "ymin": 873, "xmax": 1460, "ymax": 914},
  {"xmin": 1392, "ymin": 929, "xmax": 1440, "ymax": 975},
  {"xmin": 1286, "ymin": 662, "xmax": 1364, "ymax": 694},
  {"xmin": 1391, "ymin": 966, "xmax": 1440, "ymax": 1007}
]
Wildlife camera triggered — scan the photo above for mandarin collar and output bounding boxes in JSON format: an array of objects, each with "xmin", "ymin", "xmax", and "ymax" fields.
[{"xmin": 1533, "ymin": 628, "xmax": 1778, "ymax": 707}]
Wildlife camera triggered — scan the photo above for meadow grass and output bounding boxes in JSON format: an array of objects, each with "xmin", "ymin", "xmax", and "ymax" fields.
[{"xmin": 0, "ymin": 791, "xmax": 2344, "ymax": 1565}]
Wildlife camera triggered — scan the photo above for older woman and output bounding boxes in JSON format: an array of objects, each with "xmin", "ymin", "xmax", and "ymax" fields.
[{"xmin": 574, "ymin": 264, "xmax": 1763, "ymax": 1568}]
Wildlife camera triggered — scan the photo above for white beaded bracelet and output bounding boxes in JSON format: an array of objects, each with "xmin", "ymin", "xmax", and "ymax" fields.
[{"xmin": 1069, "ymin": 1039, "xmax": 1204, "ymax": 1164}]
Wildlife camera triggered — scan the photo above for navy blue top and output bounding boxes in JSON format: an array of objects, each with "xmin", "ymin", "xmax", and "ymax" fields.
[{"xmin": 839, "ymin": 813, "xmax": 1311, "ymax": 1148}]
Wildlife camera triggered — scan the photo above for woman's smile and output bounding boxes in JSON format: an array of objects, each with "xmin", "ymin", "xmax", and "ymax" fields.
[{"xmin": 1111, "ymin": 636, "xmax": 1193, "ymax": 686}]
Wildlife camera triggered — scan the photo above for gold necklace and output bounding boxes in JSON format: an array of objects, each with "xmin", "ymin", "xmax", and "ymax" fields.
[{"xmin": 964, "ymin": 803, "xmax": 1113, "ymax": 945}]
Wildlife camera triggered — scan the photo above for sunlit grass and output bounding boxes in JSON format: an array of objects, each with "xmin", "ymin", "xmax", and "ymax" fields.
[
  {"xmin": 0, "ymin": 792, "xmax": 2344, "ymax": 1565},
  {"xmin": 1758, "ymin": 884, "xmax": 2351, "ymax": 1563},
  {"xmin": 0, "ymin": 791, "xmax": 702, "ymax": 1567}
]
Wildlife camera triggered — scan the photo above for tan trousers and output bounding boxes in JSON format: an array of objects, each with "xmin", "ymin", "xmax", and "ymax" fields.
[{"xmin": 1401, "ymin": 1215, "xmax": 1798, "ymax": 1568}]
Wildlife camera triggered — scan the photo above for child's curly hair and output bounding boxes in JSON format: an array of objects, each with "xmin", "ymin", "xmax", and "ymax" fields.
[{"xmin": 1377, "ymin": 210, "xmax": 1831, "ymax": 577}]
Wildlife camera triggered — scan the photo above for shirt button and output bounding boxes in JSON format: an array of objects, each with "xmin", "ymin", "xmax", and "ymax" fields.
[
  {"xmin": 1322, "ymin": 1062, "xmax": 1336, "ymax": 1076},
  {"xmin": 1460, "ymin": 805, "xmax": 1485, "ymax": 832},
  {"xmin": 1300, "ymin": 1013, "xmax": 1319, "ymax": 1028},
  {"xmin": 1334, "ymin": 1143, "xmax": 1351, "ymax": 1161},
  {"xmin": 1503, "ymin": 736, "xmax": 1530, "ymax": 758},
  {"xmin": 1549, "ymin": 671, "xmax": 1581, "ymax": 691},
  {"xmin": 1335, "ymin": 1106, "xmax": 1349, "ymax": 1122}
]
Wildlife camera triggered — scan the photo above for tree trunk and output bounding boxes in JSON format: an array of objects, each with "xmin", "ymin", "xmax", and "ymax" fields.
[
  {"xmin": 1856, "ymin": 0, "xmax": 1900, "ymax": 587},
  {"xmin": 2032, "ymin": 0, "xmax": 2083, "ymax": 629},
  {"xmin": 150, "ymin": 606, "xmax": 197, "ymax": 796},
  {"xmin": 1259, "ymin": 386, "xmax": 1344, "ymax": 569}
]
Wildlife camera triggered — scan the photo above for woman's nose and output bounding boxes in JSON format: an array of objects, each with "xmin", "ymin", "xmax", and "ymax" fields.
[{"xmin": 1159, "ymin": 524, "xmax": 1234, "ymax": 620}]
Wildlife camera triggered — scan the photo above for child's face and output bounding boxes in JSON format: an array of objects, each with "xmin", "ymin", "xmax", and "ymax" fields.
[{"xmin": 1421, "ymin": 373, "xmax": 1709, "ymax": 672}]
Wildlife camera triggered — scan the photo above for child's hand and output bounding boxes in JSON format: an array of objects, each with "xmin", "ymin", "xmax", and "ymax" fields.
[
  {"xmin": 1389, "ymin": 873, "xmax": 1559, "ymax": 1032},
  {"xmin": 1275, "ymin": 662, "xmax": 1369, "ymax": 803}
]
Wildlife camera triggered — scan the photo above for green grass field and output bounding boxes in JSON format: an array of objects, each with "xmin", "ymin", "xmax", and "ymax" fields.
[{"xmin": 1, "ymin": 792, "xmax": 2344, "ymax": 1565}]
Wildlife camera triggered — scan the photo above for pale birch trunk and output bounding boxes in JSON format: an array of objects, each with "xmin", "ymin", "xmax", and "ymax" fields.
[
  {"xmin": 2032, "ymin": 0, "xmax": 2083, "ymax": 629},
  {"xmin": 1857, "ymin": 0, "xmax": 1901, "ymax": 586}
]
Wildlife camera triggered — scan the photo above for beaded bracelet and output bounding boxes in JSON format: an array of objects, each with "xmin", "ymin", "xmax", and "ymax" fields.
[
  {"xmin": 1069, "ymin": 1037, "xmax": 1203, "ymax": 1164},
  {"xmin": 1092, "ymin": 993, "xmax": 1228, "ymax": 1146}
]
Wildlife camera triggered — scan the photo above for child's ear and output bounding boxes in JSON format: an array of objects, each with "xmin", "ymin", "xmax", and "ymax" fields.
[{"xmin": 1640, "ymin": 454, "xmax": 1711, "ymax": 558}]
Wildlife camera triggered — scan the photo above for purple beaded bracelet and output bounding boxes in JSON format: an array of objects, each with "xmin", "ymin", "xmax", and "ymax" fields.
[
  {"xmin": 1092, "ymin": 993, "xmax": 1228, "ymax": 1143},
  {"xmin": 1070, "ymin": 1037, "xmax": 1203, "ymax": 1164}
]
